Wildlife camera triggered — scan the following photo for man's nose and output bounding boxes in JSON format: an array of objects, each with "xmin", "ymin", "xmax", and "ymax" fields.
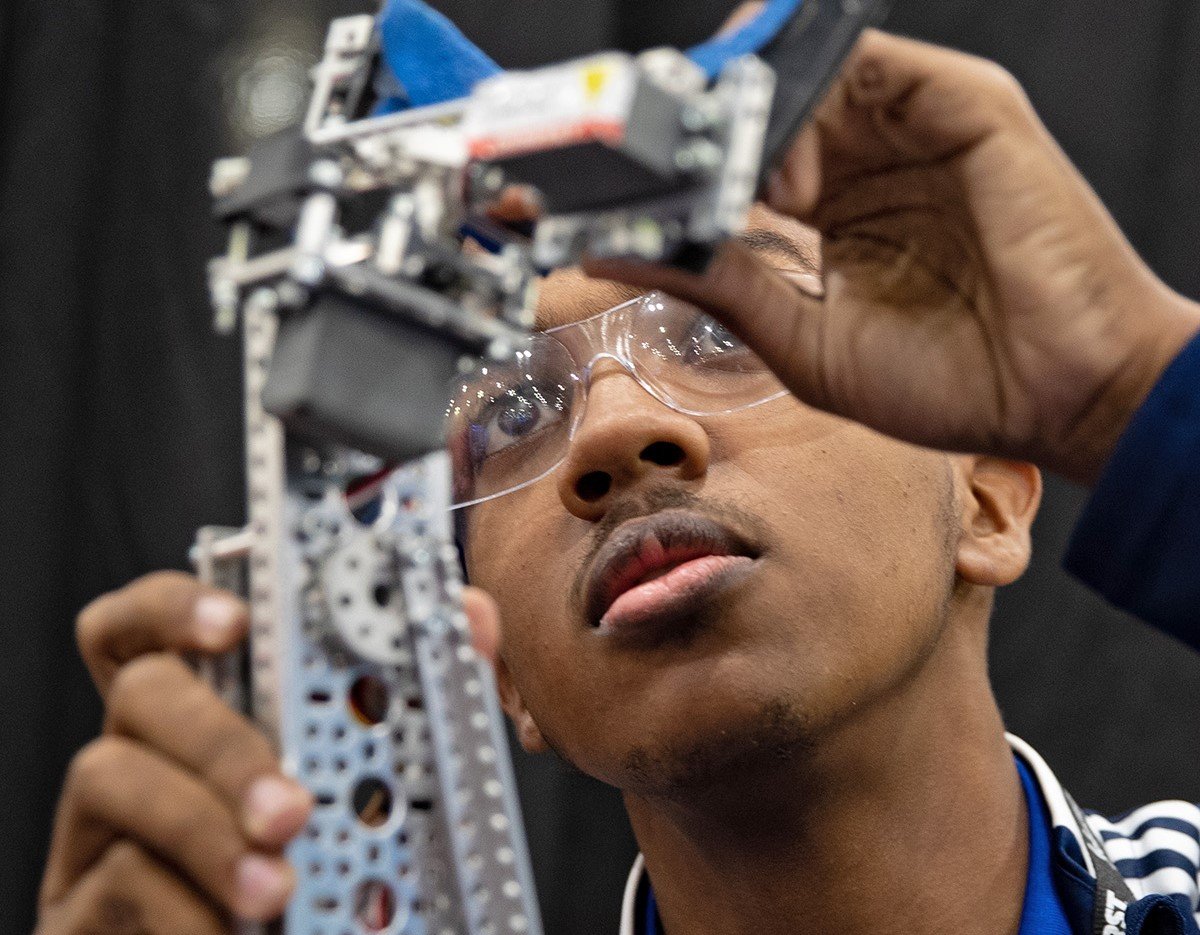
[{"xmin": 556, "ymin": 360, "xmax": 710, "ymax": 521}]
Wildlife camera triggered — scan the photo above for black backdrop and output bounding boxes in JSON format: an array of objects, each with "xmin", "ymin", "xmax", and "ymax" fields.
[{"xmin": 2, "ymin": 2, "xmax": 1198, "ymax": 933}]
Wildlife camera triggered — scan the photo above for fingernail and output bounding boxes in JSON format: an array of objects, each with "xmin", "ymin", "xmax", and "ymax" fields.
[
  {"xmin": 235, "ymin": 854, "xmax": 294, "ymax": 920},
  {"xmin": 244, "ymin": 776, "xmax": 313, "ymax": 842},
  {"xmin": 193, "ymin": 594, "xmax": 243, "ymax": 649}
]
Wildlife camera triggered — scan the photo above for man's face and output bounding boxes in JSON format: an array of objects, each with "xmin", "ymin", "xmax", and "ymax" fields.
[{"xmin": 464, "ymin": 211, "xmax": 963, "ymax": 795}]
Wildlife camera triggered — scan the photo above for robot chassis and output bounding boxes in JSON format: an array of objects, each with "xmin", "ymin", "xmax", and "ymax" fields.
[{"xmin": 195, "ymin": 3, "xmax": 888, "ymax": 933}]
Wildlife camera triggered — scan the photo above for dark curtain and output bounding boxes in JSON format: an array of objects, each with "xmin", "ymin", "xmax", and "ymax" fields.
[{"xmin": 1, "ymin": 2, "xmax": 1197, "ymax": 933}]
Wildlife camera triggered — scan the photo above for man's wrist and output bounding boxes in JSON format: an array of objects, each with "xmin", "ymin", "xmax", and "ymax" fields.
[{"xmin": 1065, "ymin": 287, "xmax": 1200, "ymax": 486}]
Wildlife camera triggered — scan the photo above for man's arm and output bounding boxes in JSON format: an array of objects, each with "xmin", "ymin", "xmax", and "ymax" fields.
[{"xmin": 1064, "ymin": 332, "xmax": 1200, "ymax": 631}]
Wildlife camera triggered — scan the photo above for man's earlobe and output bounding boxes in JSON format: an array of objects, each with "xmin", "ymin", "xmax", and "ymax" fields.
[
  {"xmin": 955, "ymin": 457, "xmax": 1042, "ymax": 587},
  {"xmin": 494, "ymin": 655, "xmax": 552, "ymax": 755}
]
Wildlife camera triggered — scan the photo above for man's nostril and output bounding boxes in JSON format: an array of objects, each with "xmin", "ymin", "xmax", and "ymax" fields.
[
  {"xmin": 640, "ymin": 442, "xmax": 686, "ymax": 467},
  {"xmin": 576, "ymin": 471, "xmax": 612, "ymax": 502}
]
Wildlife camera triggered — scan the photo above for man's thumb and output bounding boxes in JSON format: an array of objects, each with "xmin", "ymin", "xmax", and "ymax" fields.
[{"xmin": 583, "ymin": 241, "xmax": 830, "ymax": 412}]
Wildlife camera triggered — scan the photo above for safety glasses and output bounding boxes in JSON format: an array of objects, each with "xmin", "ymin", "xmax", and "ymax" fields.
[{"xmin": 445, "ymin": 291, "xmax": 788, "ymax": 509}]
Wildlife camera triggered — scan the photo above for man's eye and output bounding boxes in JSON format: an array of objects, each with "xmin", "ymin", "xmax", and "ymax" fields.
[
  {"xmin": 470, "ymin": 387, "xmax": 566, "ymax": 461},
  {"xmin": 495, "ymin": 393, "xmax": 542, "ymax": 437},
  {"xmin": 682, "ymin": 317, "xmax": 751, "ymax": 366}
]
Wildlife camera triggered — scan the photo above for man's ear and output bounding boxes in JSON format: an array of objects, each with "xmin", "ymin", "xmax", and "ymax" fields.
[
  {"xmin": 954, "ymin": 457, "xmax": 1042, "ymax": 587},
  {"xmin": 463, "ymin": 588, "xmax": 551, "ymax": 755}
]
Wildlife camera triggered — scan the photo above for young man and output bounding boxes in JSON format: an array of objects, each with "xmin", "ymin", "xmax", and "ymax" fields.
[{"xmin": 36, "ymin": 26, "xmax": 1200, "ymax": 935}]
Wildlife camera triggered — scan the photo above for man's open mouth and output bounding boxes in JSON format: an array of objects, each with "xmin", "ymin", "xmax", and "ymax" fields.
[{"xmin": 583, "ymin": 510, "xmax": 760, "ymax": 638}]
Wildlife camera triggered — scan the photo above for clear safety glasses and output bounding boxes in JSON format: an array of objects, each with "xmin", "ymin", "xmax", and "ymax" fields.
[{"xmin": 445, "ymin": 291, "xmax": 789, "ymax": 509}]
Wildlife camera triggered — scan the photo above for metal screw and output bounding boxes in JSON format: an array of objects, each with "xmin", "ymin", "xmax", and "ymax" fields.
[
  {"xmin": 488, "ymin": 338, "xmax": 514, "ymax": 361},
  {"xmin": 292, "ymin": 256, "xmax": 326, "ymax": 286},
  {"xmin": 308, "ymin": 159, "xmax": 344, "ymax": 189},
  {"xmin": 247, "ymin": 287, "xmax": 280, "ymax": 313},
  {"xmin": 681, "ymin": 100, "xmax": 723, "ymax": 133},
  {"xmin": 210, "ymin": 157, "xmax": 251, "ymax": 198},
  {"xmin": 630, "ymin": 219, "xmax": 666, "ymax": 260},
  {"xmin": 675, "ymin": 140, "xmax": 723, "ymax": 174},
  {"xmin": 471, "ymin": 164, "xmax": 506, "ymax": 196},
  {"xmin": 483, "ymin": 167, "xmax": 505, "ymax": 193},
  {"xmin": 274, "ymin": 280, "xmax": 306, "ymax": 309}
]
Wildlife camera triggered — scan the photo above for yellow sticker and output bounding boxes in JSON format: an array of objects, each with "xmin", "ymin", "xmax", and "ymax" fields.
[{"xmin": 583, "ymin": 64, "xmax": 609, "ymax": 101}]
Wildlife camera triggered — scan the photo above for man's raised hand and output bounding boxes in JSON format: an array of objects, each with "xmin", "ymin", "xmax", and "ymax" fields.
[{"xmin": 587, "ymin": 30, "xmax": 1200, "ymax": 483}]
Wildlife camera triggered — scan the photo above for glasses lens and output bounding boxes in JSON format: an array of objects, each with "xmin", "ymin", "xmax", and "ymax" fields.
[
  {"xmin": 445, "ymin": 335, "xmax": 579, "ymax": 507},
  {"xmin": 631, "ymin": 293, "xmax": 784, "ymax": 414}
]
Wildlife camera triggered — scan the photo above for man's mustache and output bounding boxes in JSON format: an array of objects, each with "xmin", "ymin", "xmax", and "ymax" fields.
[{"xmin": 570, "ymin": 486, "xmax": 771, "ymax": 618}]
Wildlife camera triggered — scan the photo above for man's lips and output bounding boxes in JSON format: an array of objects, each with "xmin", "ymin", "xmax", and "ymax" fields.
[
  {"xmin": 583, "ymin": 510, "xmax": 759, "ymax": 634},
  {"xmin": 599, "ymin": 554, "xmax": 756, "ymax": 637}
]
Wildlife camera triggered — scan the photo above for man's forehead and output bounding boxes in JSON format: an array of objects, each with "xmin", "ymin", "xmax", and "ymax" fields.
[
  {"xmin": 534, "ymin": 271, "xmax": 643, "ymax": 331},
  {"xmin": 533, "ymin": 211, "xmax": 821, "ymax": 330}
]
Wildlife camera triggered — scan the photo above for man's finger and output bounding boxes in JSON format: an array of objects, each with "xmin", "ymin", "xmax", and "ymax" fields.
[
  {"xmin": 463, "ymin": 587, "xmax": 501, "ymax": 665},
  {"xmin": 104, "ymin": 653, "xmax": 312, "ymax": 850},
  {"xmin": 764, "ymin": 29, "xmax": 1043, "ymax": 228},
  {"xmin": 77, "ymin": 571, "xmax": 249, "ymax": 696},
  {"xmin": 38, "ymin": 840, "xmax": 225, "ymax": 935},
  {"xmin": 583, "ymin": 241, "xmax": 831, "ymax": 412},
  {"xmin": 807, "ymin": 30, "xmax": 1040, "ymax": 171},
  {"xmin": 766, "ymin": 121, "xmax": 823, "ymax": 219},
  {"xmin": 718, "ymin": 2, "xmax": 766, "ymax": 36},
  {"xmin": 42, "ymin": 737, "xmax": 294, "ymax": 922}
]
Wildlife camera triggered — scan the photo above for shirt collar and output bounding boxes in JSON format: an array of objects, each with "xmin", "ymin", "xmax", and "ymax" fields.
[
  {"xmin": 1006, "ymin": 734, "xmax": 1098, "ymax": 876},
  {"xmin": 620, "ymin": 854, "xmax": 646, "ymax": 935},
  {"xmin": 1015, "ymin": 754, "xmax": 1074, "ymax": 934}
]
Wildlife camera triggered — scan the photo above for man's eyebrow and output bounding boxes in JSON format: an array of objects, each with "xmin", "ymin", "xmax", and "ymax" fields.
[
  {"xmin": 736, "ymin": 229, "xmax": 820, "ymax": 274},
  {"xmin": 534, "ymin": 281, "xmax": 643, "ymax": 331}
]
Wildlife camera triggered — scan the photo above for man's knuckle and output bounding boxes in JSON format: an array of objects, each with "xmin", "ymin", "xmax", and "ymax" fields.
[
  {"xmin": 75, "ymin": 598, "xmax": 111, "ymax": 657},
  {"xmin": 171, "ymin": 910, "xmax": 225, "ymax": 935},
  {"xmin": 91, "ymin": 842, "xmax": 224, "ymax": 935},
  {"xmin": 158, "ymin": 800, "xmax": 227, "ymax": 857},
  {"xmin": 212, "ymin": 848, "xmax": 247, "ymax": 901},
  {"xmin": 107, "ymin": 654, "xmax": 185, "ymax": 715},
  {"xmin": 97, "ymin": 840, "xmax": 148, "ymax": 887},
  {"xmin": 198, "ymin": 716, "xmax": 273, "ymax": 784},
  {"xmin": 136, "ymin": 569, "xmax": 195, "ymax": 593},
  {"xmin": 973, "ymin": 60, "xmax": 1030, "ymax": 110},
  {"xmin": 66, "ymin": 738, "xmax": 128, "ymax": 799},
  {"xmin": 132, "ymin": 571, "xmax": 202, "ymax": 619}
]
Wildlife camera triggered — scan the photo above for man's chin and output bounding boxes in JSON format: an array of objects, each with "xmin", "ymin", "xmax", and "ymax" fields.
[{"xmin": 613, "ymin": 696, "xmax": 820, "ymax": 800}]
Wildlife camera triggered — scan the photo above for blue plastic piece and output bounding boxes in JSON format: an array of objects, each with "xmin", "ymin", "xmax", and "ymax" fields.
[
  {"xmin": 374, "ymin": 0, "xmax": 501, "ymax": 114},
  {"xmin": 686, "ymin": 0, "xmax": 806, "ymax": 80},
  {"xmin": 372, "ymin": 0, "xmax": 807, "ymax": 118}
]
